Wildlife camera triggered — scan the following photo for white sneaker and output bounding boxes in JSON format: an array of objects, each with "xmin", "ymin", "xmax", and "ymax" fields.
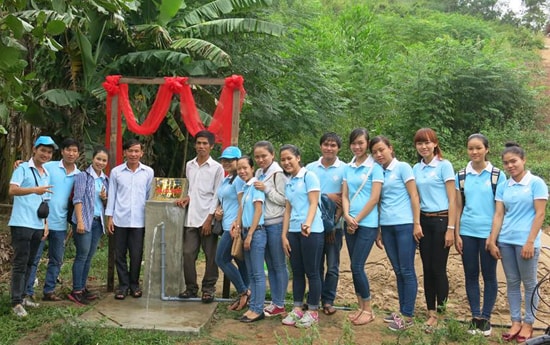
[
  {"xmin": 282, "ymin": 310, "xmax": 303, "ymax": 326},
  {"xmin": 13, "ymin": 304, "xmax": 28, "ymax": 318},
  {"xmin": 22, "ymin": 297, "xmax": 40, "ymax": 308},
  {"xmin": 295, "ymin": 311, "xmax": 319, "ymax": 328}
]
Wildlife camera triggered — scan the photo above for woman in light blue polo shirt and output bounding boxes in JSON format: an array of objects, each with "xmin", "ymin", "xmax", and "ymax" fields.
[
  {"xmin": 214, "ymin": 146, "xmax": 249, "ymax": 312},
  {"xmin": 370, "ymin": 135, "xmax": 421, "ymax": 331},
  {"xmin": 342, "ymin": 128, "xmax": 384, "ymax": 326},
  {"xmin": 69, "ymin": 146, "xmax": 109, "ymax": 305},
  {"xmin": 236, "ymin": 155, "xmax": 266, "ymax": 323},
  {"xmin": 280, "ymin": 144, "xmax": 324, "ymax": 329},
  {"xmin": 454, "ymin": 134, "xmax": 506, "ymax": 336},
  {"xmin": 412, "ymin": 128, "xmax": 456, "ymax": 332},
  {"xmin": 487, "ymin": 142, "xmax": 548, "ymax": 343}
]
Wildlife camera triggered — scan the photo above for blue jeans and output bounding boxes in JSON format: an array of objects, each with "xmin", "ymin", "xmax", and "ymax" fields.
[
  {"xmin": 243, "ymin": 227, "xmax": 267, "ymax": 314},
  {"xmin": 215, "ymin": 230, "xmax": 248, "ymax": 294},
  {"xmin": 43, "ymin": 230, "xmax": 67, "ymax": 294},
  {"xmin": 321, "ymin": 228, "xmax": 343, "ymax": 306},
  {"xmin": 461, "ymin": 235, "xmax": 497, "ymax": 320},
  {"xmin": 72, "ymin": 219, "xmax": 103, "ymax": 291},
  {"xmin": 288, "ymin": 232, "xmax": 324, "ymax": 310},
  {"xmin": 10, "ymin": 227, "xmax": 44, "ymax": 306},
  {"xmin": 264, "ymin": 222, "xmax": 288, "ymax": 307},
  {"xmin": 381, "ymin": 224, "xmax": 417, "ymax": 317},
  {"xmin": 499, "ymin": 243, "xmax": 540, "ymax": 324},
  {"xmin": 26, "ymin": 239, "xmax": 45, "ymax": 296},
  {"xmin": 345, "ymin": 226, "xmax": 377, "ymax": 300}
]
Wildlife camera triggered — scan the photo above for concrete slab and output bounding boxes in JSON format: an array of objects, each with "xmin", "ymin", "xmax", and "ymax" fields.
[{"xmin": 80, "ymin": 294, "xmax": 217, "ymax": 335}]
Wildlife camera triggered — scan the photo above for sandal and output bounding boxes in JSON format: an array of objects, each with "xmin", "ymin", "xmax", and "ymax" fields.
[
  {"xmin": 42, "ymin": 292, "xmax": 62, "ymax": 301},
  {"xmin": 178, "ymin": 290, "xmax": 197, "ymax": 299},
  {"xmin": 323, "ymin": 304, "xmax": 337, "ymax": 316},
  {"xmin": 201, "ymin": 292, "xmax": 215, "ymax": 304},
  {"xmin": 235, "ymin": 290, "xmax": 250, "ymax": 311},
  {"xmin": 131, "ymin": 288, "xmax": 142, "ymax": 298},
  {"xmin": 114, "ymin": 289, "xmax": 127, "ymax": 300},
  {"xmin": 352, "ymin": 310, "xmax": 375, "ymax": 326}
]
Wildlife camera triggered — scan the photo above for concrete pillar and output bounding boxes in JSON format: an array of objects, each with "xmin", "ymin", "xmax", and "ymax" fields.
[{"xmin": 143, "ymin": 189, "xmax": 187, "ymax": 299}]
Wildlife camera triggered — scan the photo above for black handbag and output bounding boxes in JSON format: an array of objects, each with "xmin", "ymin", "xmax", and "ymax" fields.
[{"xmin": 31, "ymin": 168, "xmax": 49, "ymax": 219}]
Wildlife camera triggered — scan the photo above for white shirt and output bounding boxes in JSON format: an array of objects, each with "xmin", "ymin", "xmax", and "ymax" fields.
[{"xmin": 185, "ymin": 156, "xmax": 224, "ymax": 227}]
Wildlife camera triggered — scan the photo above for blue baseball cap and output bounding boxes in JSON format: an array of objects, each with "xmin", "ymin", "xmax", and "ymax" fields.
[
  {"xmin": 220, "ymin": 146, "xmax": 242, "ymax": 160},
  {"xmin": 34, "ymin": 136, "xmax": 58, "ymax": 150}
]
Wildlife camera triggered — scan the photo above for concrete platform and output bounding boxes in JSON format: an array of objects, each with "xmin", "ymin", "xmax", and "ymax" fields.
[{"xmin": 80, "ymin": 294, "xmax": 217, "ymax": 335}]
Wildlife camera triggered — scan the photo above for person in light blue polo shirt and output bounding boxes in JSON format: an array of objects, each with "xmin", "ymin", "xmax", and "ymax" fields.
[
  {"xmin": 305, "ymin": 132, "xmax": 346, "ymax": 316},
  {"xmin": 280, "ymin": 144, "xmax": 324, "ymax": 329},
  {"xmin": 487, "ymin": 142, "xmax": 548, "ymax": 343},
  {"xmin": 454, "ymin": 134, "xmax": 506, "ymax": 336},
  {"xmin": 8, "ymin": 136, "xmax": 56, "ymax": 317},
  {"xmin": 214, "ymin": 146, "xmax": 249, "ymax": 311},
  {"xmin": 370, "ymin": 135, "xmax": 421, "ymax": 331},
  {"xmin": 341, "ymin": 128, "xmax": 383, "ymax": 326},
  {"xmin": 235, "ymin": 155, "xmax": 266, "ymax": 323},
  {"xmin": 412, "ymin": 128, "xmax": 456, "ymax": 332},
  {"xmin": 35, "ymin": 138, "xmax": 80, "ymax": 302}
]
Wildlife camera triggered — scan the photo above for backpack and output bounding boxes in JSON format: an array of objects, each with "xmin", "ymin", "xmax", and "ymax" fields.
[
  {"xmin": 319, "ymin": 193, "xmax": 337, "ymax": 233},
  {"xmin": 458, "ymin": 166, "xmax": 500, "ymax": 207},
  {"xmin": 304, "ymin": 171, "xmax": 337, "ymax": 232}
]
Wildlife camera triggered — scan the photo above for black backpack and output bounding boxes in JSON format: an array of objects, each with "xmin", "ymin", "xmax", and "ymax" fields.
[{"xmin": 458, "ymin": 166, "xmax": 500, "ymax": 207}]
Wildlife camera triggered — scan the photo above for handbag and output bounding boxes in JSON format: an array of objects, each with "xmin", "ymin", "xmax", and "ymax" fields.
[
  {"xmin": 212, "ymin": 219, "xmax": 223, "ymax": 236},
  {"xmin": 31, "ymin": 168, "xmax": 49, "ymax": 219},
  {"xmin": 231, "ymin": 233, "xmax": 244, "ymax": 261}
]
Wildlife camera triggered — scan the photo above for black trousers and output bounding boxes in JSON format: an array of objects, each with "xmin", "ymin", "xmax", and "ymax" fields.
[
  {"xmin": 418, "ymin": 215, "xmax": 450, "ymax": 312},
  {"xmin": 10, "ymin": 226, "xmax": 44, "ymax": 306},
  {"xmin": 114, "ymin": 226, "xmax": 145, "ymax": 292}
]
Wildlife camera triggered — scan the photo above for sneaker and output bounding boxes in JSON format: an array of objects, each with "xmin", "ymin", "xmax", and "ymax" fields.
[
  {"xmin": 383, "ymin": 312, "xmax": 399, "ymax": 323},
  {"xmin": 264, "ymin": 303, "xmax": 285, "ymax": 317},
  {"xmin": 282, "ymin": 310, "xmax": 304, "ymax": 326},
  {"xmin": 472, "ymin": 318, "xmax": 492, "ymax": 337},
  {"xmin": 84, "ymin": 288, "xmax": 98, "ymax": 301},
  {"xmin": 13, "ymin": 304, "xmax": 28, "ymax": 318},
  {"xmin": 388, "ymin": 315, "xmax": 414, "ymax": 331},
  {"xmin": 22, "ymin": 297, "xmax": 40, "ymax": 308},
  {"xmin": 68, "ymin": 291, "xmax": 90, "ymax": 306},
  {"xmin": 295, "ymin": 311, "xmax": 319, "ymax": 328},
  {"xmin": 467, "ymin": 318, "xmax": 478, "ymax": 335}
]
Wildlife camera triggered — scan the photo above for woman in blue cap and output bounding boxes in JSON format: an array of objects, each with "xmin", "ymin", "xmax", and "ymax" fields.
[{"xmin": 214, "ymin": 146, "xmax": 250, "ymax": 310}]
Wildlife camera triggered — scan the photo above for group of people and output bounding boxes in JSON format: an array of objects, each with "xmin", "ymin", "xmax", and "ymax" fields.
[
  {"xmin": 7, "ymin": 128, "xmax": 547, "ymax": 340},
  {"xmin": 186, "ymin": 128, "xmax": 547, "ymax": 339},
  {"xmin": 8, "ymin": 136, "xmax": 153, "ymax": 316}
]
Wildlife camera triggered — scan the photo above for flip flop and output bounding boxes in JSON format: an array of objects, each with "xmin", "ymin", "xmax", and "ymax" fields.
[
  {"xmin": 323, "ymin": 305, "xmax": 337, "ymax": 315},
  {"xmin": 114, "ymin": 289, "xmax": 126, "ymax": 300}
]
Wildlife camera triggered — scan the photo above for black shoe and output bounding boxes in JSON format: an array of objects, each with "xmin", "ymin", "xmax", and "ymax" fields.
[
  {"xmin": 240, "ymin": 313, "xmax": 265, "ymax": 323},
  {"xmin": 476, "ymin": 319, "xmax": 492, "ymax": 336},
  {"xmin": 84, "ymin": 288, "xmax": 99, "ymax": 301}
]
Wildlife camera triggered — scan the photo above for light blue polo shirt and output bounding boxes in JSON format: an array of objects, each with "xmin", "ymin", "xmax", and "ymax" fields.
[
  {"xmin": 455, "ymin": 162, "xmax": 506, "ymax": 238},
  {"xmin": 44, "ymin": 160, "xmax": 80, "ymax": 231},
  {"xmin": 218, "ymin": 175, "xmax": 245, "ymax": 231},
  {"xmin": 285, "ymin": 168, "xmax": 324, "ymax": 233},
  {"xmin": 496, "ymin": 171, "xmax": 548, "ymax": 247},
  {"xmin": 8, "ymin": 159, "xmax": 50, "ymax": 230},
  {"xmin": 343, "ymin": 156, "xmax": 384, "ymax": 228},
  {"xmin": 240, "ymin": 178, "xmax": 265, "ymax": 228},
  {"xmin": 305, "ymin": 157, "xmax": 346, "ymax": 194},
  {"xmin": 379, "ymin": 158, "xmax": 415, "ymax": 226},
  {"xmin": 413, "ymin": 157, "xmax": 455, "ymax": 212}
]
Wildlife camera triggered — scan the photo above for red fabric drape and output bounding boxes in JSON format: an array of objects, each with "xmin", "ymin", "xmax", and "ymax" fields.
[{"xmin": 102, "ymin": 75, "xmax": 245, "ymax": 165}]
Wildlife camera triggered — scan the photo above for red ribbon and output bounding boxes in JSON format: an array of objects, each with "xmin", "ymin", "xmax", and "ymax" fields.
[{"xmin": 103, "ymin": 75, "xmax": 245, "ymax": 165}]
